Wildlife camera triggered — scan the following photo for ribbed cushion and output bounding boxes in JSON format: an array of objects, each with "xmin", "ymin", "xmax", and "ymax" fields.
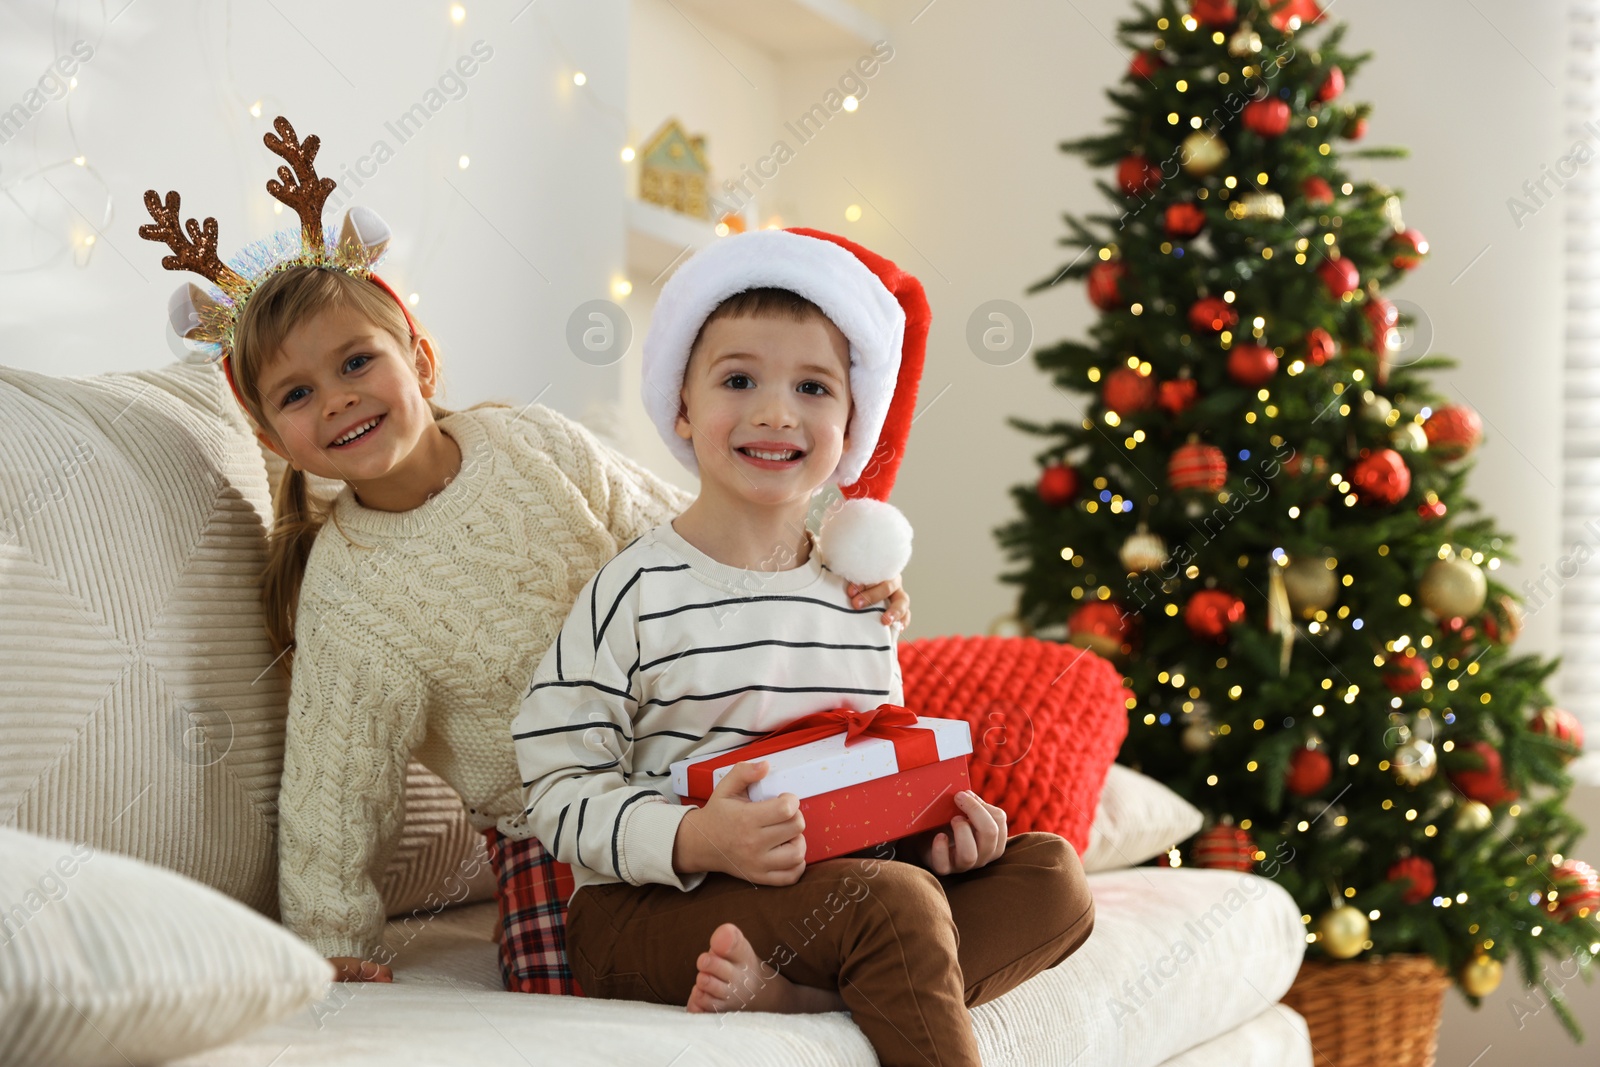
[
  {"xmin": 0, "ymin": 825, "xmax": 330, "ymax": 1067},
  {"xmin": 898, "ymin": 635, "xmax": 1128, "ymax": 853},
  {"xmin": 1083, "ymin": 763, "xmax": 1205, "ymax": 872},
  {"xmin": 0, "ymin": 362, "xmax": 491, "ymax": 920}
]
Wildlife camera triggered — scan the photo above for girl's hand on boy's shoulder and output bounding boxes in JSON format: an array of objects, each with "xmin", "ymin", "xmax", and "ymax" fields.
[
  {"xmin": 909, "ymin": 790, "xmax": 1007, "ymax": 876},
  {"xmin": 847, "ymin": 575, "xmax": 910, "ymax": 632}
]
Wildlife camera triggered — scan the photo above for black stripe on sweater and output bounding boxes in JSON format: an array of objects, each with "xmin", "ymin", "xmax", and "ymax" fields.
[
  {"xmin": 512, "ymin": 718, "xmax": 632, "ymax": 742},
  {"xmin": 640, "ymin": 683, "xmax": 890, "ymax": 710},
  {"xmin": 639, "ymin": 594, "xmax": 880, "ymax": 623},
  {"xmin": 611, "ymin": 791, "xmax": 658, "ymax": 878},
  {"xmin": 639, "ymin": 638, "xmax": 889, "ymax": 673},
  {"xmin": 595, "ymin": 563, "xmax": 693, "ymax": 651}
]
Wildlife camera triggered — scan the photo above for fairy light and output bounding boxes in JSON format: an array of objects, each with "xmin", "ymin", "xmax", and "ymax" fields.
[
  {"xmin": 572, "ymin": 71, "xmax": 588, "ymax": 86},
  {"xmin": 845, "ymin": 204, "xmax": 863, "ymax": 222},
  {"xmin": 458, "ymin": 155, "xmax": 471, "ymax": 169},
  {"xmin": 842, "ymin": 95, "xmax": 860, "ymax": 112},
  {"xmin": 450, "ymin": 3, "xmax": 467, "ymax": 23},
  {"xmin": 621, "ymin": 146, "xmax": 636, "ymax": 162}
]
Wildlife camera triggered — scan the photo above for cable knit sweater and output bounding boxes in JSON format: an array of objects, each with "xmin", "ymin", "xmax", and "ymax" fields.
[{"xmin": 276, "ymin": 404, "xmax": 695, "ymax": 960}]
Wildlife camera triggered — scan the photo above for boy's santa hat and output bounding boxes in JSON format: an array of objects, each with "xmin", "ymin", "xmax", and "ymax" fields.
[{"xmin": 641, "ymin": 227, "xmax": 929, "ymax": 586}]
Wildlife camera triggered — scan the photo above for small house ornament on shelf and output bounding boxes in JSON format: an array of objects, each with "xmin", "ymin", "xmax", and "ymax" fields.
[{"xmin": 638, "ymin": 118, "xmax": 711, "ymax": 219}]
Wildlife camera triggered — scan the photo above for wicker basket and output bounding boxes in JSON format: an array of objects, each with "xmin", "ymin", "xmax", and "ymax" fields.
[{"xmin": 1280, "ymin": 956, "xmax": 1451, "ymax": 1067}]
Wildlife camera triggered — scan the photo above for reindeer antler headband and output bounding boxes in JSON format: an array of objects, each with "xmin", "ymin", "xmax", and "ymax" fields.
[{"xmin": 138, "ymin": 116, "xmax": 416, "ymax": 411}]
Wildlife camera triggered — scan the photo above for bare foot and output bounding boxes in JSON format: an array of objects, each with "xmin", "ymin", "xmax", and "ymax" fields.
[{"xmin": 685, "ymin": 923, "xmax": 846, "ymax": 1015}]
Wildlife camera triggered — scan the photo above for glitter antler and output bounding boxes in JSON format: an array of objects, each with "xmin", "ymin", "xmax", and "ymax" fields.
[
  {"xmin": 263, "ymin": 116, "xmax": 336, "ymax": 257},
  {"xmin": 137, "ymin": 190, "xmax": 249, "ymax": 294}
]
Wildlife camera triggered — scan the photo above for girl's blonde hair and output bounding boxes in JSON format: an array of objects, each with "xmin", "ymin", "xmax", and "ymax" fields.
[{"xmin": 231, "ymin": 266, "xmax": 506, "ymax": 677}]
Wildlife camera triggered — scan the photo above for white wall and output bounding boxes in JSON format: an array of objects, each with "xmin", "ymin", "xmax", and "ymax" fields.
[{"xmin": 0, "ymin": 0, "xmax": 629, "ymax": 421}]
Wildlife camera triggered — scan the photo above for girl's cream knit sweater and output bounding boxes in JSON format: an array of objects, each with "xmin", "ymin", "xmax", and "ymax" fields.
[{"xmin": 276, "ymin": 403, "xmax": 693, "ymax": 960}]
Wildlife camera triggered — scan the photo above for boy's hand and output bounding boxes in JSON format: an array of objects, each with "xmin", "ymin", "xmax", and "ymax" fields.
[
  {"xmin": 909, "ymin": 790, "xmax": 1008, "ymax": 875},
  {"xmin": 328, "ymin": 957, "xmax": 393, "ymax": 983},
  {"xmin": 848, "ymin": 575, "xmax": 910, "ymax": 631},
  {"xmin": 673, "ymin": 761, "xmax": 807, "ymax": 885}
]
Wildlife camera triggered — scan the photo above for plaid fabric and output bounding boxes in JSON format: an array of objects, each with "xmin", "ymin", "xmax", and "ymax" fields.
[{"xmin": 483, "ymin": 828, "xmax": 584, "ymax": 996}]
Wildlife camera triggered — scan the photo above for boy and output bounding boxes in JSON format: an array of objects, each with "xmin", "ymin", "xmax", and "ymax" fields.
[{"xmin": 511, "ymin": 229, "xmax": 1093, "ymax": 1067}]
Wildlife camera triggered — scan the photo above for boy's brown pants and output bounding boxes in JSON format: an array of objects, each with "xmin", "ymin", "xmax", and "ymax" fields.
[{"xmin": 565, "ymin": 831, "xmax": 1095, "ymax": 1067}]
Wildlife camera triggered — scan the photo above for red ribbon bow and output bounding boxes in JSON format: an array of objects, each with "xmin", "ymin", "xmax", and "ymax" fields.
[{"xmin": 684, "ymin": 704, "xmax": 939, "ymax": 798}]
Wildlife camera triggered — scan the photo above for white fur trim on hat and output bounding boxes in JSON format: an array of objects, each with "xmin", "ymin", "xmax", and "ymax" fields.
[{"xmin": 641, "ymin": 229, "xmax": 906, "ymax": 488}]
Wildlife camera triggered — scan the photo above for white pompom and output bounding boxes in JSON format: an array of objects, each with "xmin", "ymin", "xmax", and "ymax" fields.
[{"xmin": 817, "ymin": 498, "xmax": 913, "ymax": 586}]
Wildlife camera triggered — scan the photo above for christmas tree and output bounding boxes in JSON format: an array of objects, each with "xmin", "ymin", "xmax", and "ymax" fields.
[{"xmin": 996, "ymin": 0, "xmax": 1599, "ymax": 1036}]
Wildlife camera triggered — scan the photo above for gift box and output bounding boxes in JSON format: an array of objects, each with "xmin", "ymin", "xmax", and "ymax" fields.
[{"xmin": 669, "ymin": 705, "xmax": 974, "ymax": 864}]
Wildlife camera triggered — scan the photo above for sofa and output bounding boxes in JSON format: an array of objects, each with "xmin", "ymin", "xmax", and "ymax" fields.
[{"xmin": 0, "ymin": 361, "xmax": 1314, "ymax": 1066}]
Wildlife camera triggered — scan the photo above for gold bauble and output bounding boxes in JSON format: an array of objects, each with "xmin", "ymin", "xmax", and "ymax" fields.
[
  {"xmin": 1283, "ymin": 556, "xmax": 1338, "ymax": 618},
  {"xmin": 1234, "ymin": 190, "xmax": 1285, "ymax": 220},
  {"xmin": 1181, "ymin": 130, "xmax": 1229, "ymax": 177},
  {"xmin": 1182, "ymin": 719, "xmax": 1215, "ymax": 753},
  {"xmin": 1228, "ymin": 22, "xmax": 1262, "ymax": 57},
  {"xmin": 1316, "ymin": 905, "xmax": 1370, "ymax": 959},
  {"xmin": 987, "ymin": 613, "xmax": 1030, "ymax": 638},
  {"xmin": 1460, "ymin": 953, "xmax": 1503, "ymax": 997},
  {"xmin": 1419, "ymin": 558, "xmax": 1489, "ymax": 619},
  {"xmin": 1455, "ymin": 799, "xmax": 1493, "ymax": 832},
  {"xmin": 1362, "ymin": 394, "xmax": 1394, "ymax": 423},
  {"xmin": 1120, "ymin": 529, "xmax": 1169, "ymax": 573},
  {"xmin": 1392, "ymin": 422, "xmax": 1429, "ymax": 453},
  {"xmin": 1393, "ymin": 738, "xmax": 1438, "ymax": 785}
]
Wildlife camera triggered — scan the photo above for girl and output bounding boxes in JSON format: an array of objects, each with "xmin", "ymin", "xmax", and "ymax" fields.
[{"xmin": 232, "ymin": 264, "xmax": 910, "ymax": 984}]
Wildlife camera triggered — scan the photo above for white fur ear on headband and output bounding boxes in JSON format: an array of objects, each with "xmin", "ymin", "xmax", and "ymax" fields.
[
  {"xmin": 165, "ymin": 282, "xmax": 229, "ymax": 364},
  {"xmin": 337, "ymin": 206, "xmax": 391, "ymax": 265}
]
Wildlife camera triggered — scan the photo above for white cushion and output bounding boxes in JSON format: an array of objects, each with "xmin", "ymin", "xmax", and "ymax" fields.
[
  {"xmin": 0, "ymin": 826, "xmax": 330, "ymax": 1067},
  {"xmin": 0, "ymin": 361, "xmax": 491, "ymax": 921},
  {"xmin": 177, "ymin": 867, "xmax": 1305, "ymax": 1067},
  {"xmin": 1083, "ymin": 763, "xmax": 1205, "ymax": 872}
]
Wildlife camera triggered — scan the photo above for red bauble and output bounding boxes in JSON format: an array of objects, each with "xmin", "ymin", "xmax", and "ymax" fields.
[
  {"xmin": 1448, "ymin": 741, "xmax": 1518, "ymax": 806},
  {"xmin": 1302, "ymin": 176, "xmax": 1335, "ymax": 205},
  {"xmin": 1164, "ymin": 202, "xmax": 1207, "ymax": 239},
  {"xmin": 1067, "ymin": 600, "xmax": 1131, "ymax": 658},
  {"xmin": 1286, "ymin": 747, "xmax": 1333, "ymax": 797},
  {"xmin": 1128, "ymin": 50, "xmax": 1163, "ymax": 81},
  {"xmin": 1387, "ymin": 228, "xmax": 1430, "ymax": 270},
  {"xmin": 1387, "ymin": 856, "xmax": 1436, "ymax": 905},
  {"xmin": 1188, "ymin": 296, "xmax": 1239, "ymax": 334},
  {"xmin": 1185, "ymin": 589, "xmax": 1245, "ymax": 641},
  {"xmin": 1305, "ymin": 326, "xmax": 1337, "ymax": 366},
  {"xmin": 1529, "ymin": 707, "xmax": 1586, "ymax": 763},
  {"xmin": 1243, "ymin": 98, "xmax": 1292, "ymax": 138},
  {"xmin": 1169, "ymin": 441, "xmax": 1228, "ymax": 492},
  {"xmin": 1365, "ymin": 293, "xmax": 1400, "ymax": 358},
  {"xmin": 1317, "ymin": 256, "xmax": 1361, "ymax": 299},
  {"xmin": 1481, "ymin": 596, "xmax": 1524, "ymax": 646},
  {"xmin": 1267, "ymin": 0, "xmax": 1324, "ymax": 31},
  {"xmin": 1424, "ymin": 405, "xmax": 1483, "ymax": 459},
  {"xmin": 1087, "ymin": 261, "xmax": 1127, "ymax": 310},
  {"xmin": 1118, "ymin": 155, "xmax": 1161, "ymax": 197},
  {"xmin": 1316, "ymin": 65, "xmax": 1346, "ymax": 103},
  {"xmin": 1349, "ymin": 449, "xmax": 1410, "ymax": 506},
  {"xmin": 1549, "ymin": 860, "xmax": 1600, "ymax": 923},
  {"xmin": 1344, "ymin": 114, "xmax": 1369, "ymax": 140},
  {"xmin": 1383, "ymin": 653, "xmax": 1430, "ymax": 695},
  {"xmin": 1191, "ymin": 0, "xmax": 1239, "ymax": 27},
  {"xmin": 1193, "ymin": 824, "xmax": 1256, "ymax": 871},
  {"xmin": 1418, "ymin": 499, "xmax": 1448, "ymax": 522},
  {"xmin": 1104, "ymin": 366, "xmax": 1158, "ymax": 414},
  {"xmin": 1037, "ymin": 464, "xmax": 1079, "ymax": 506},
  {"xmin": 1159, "ymin": 378, "xmax": 1200, "ymax": 416},
  {"xmin": 1227, "ymin": 344, "xmax": 1279, "ymax": 386}
]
